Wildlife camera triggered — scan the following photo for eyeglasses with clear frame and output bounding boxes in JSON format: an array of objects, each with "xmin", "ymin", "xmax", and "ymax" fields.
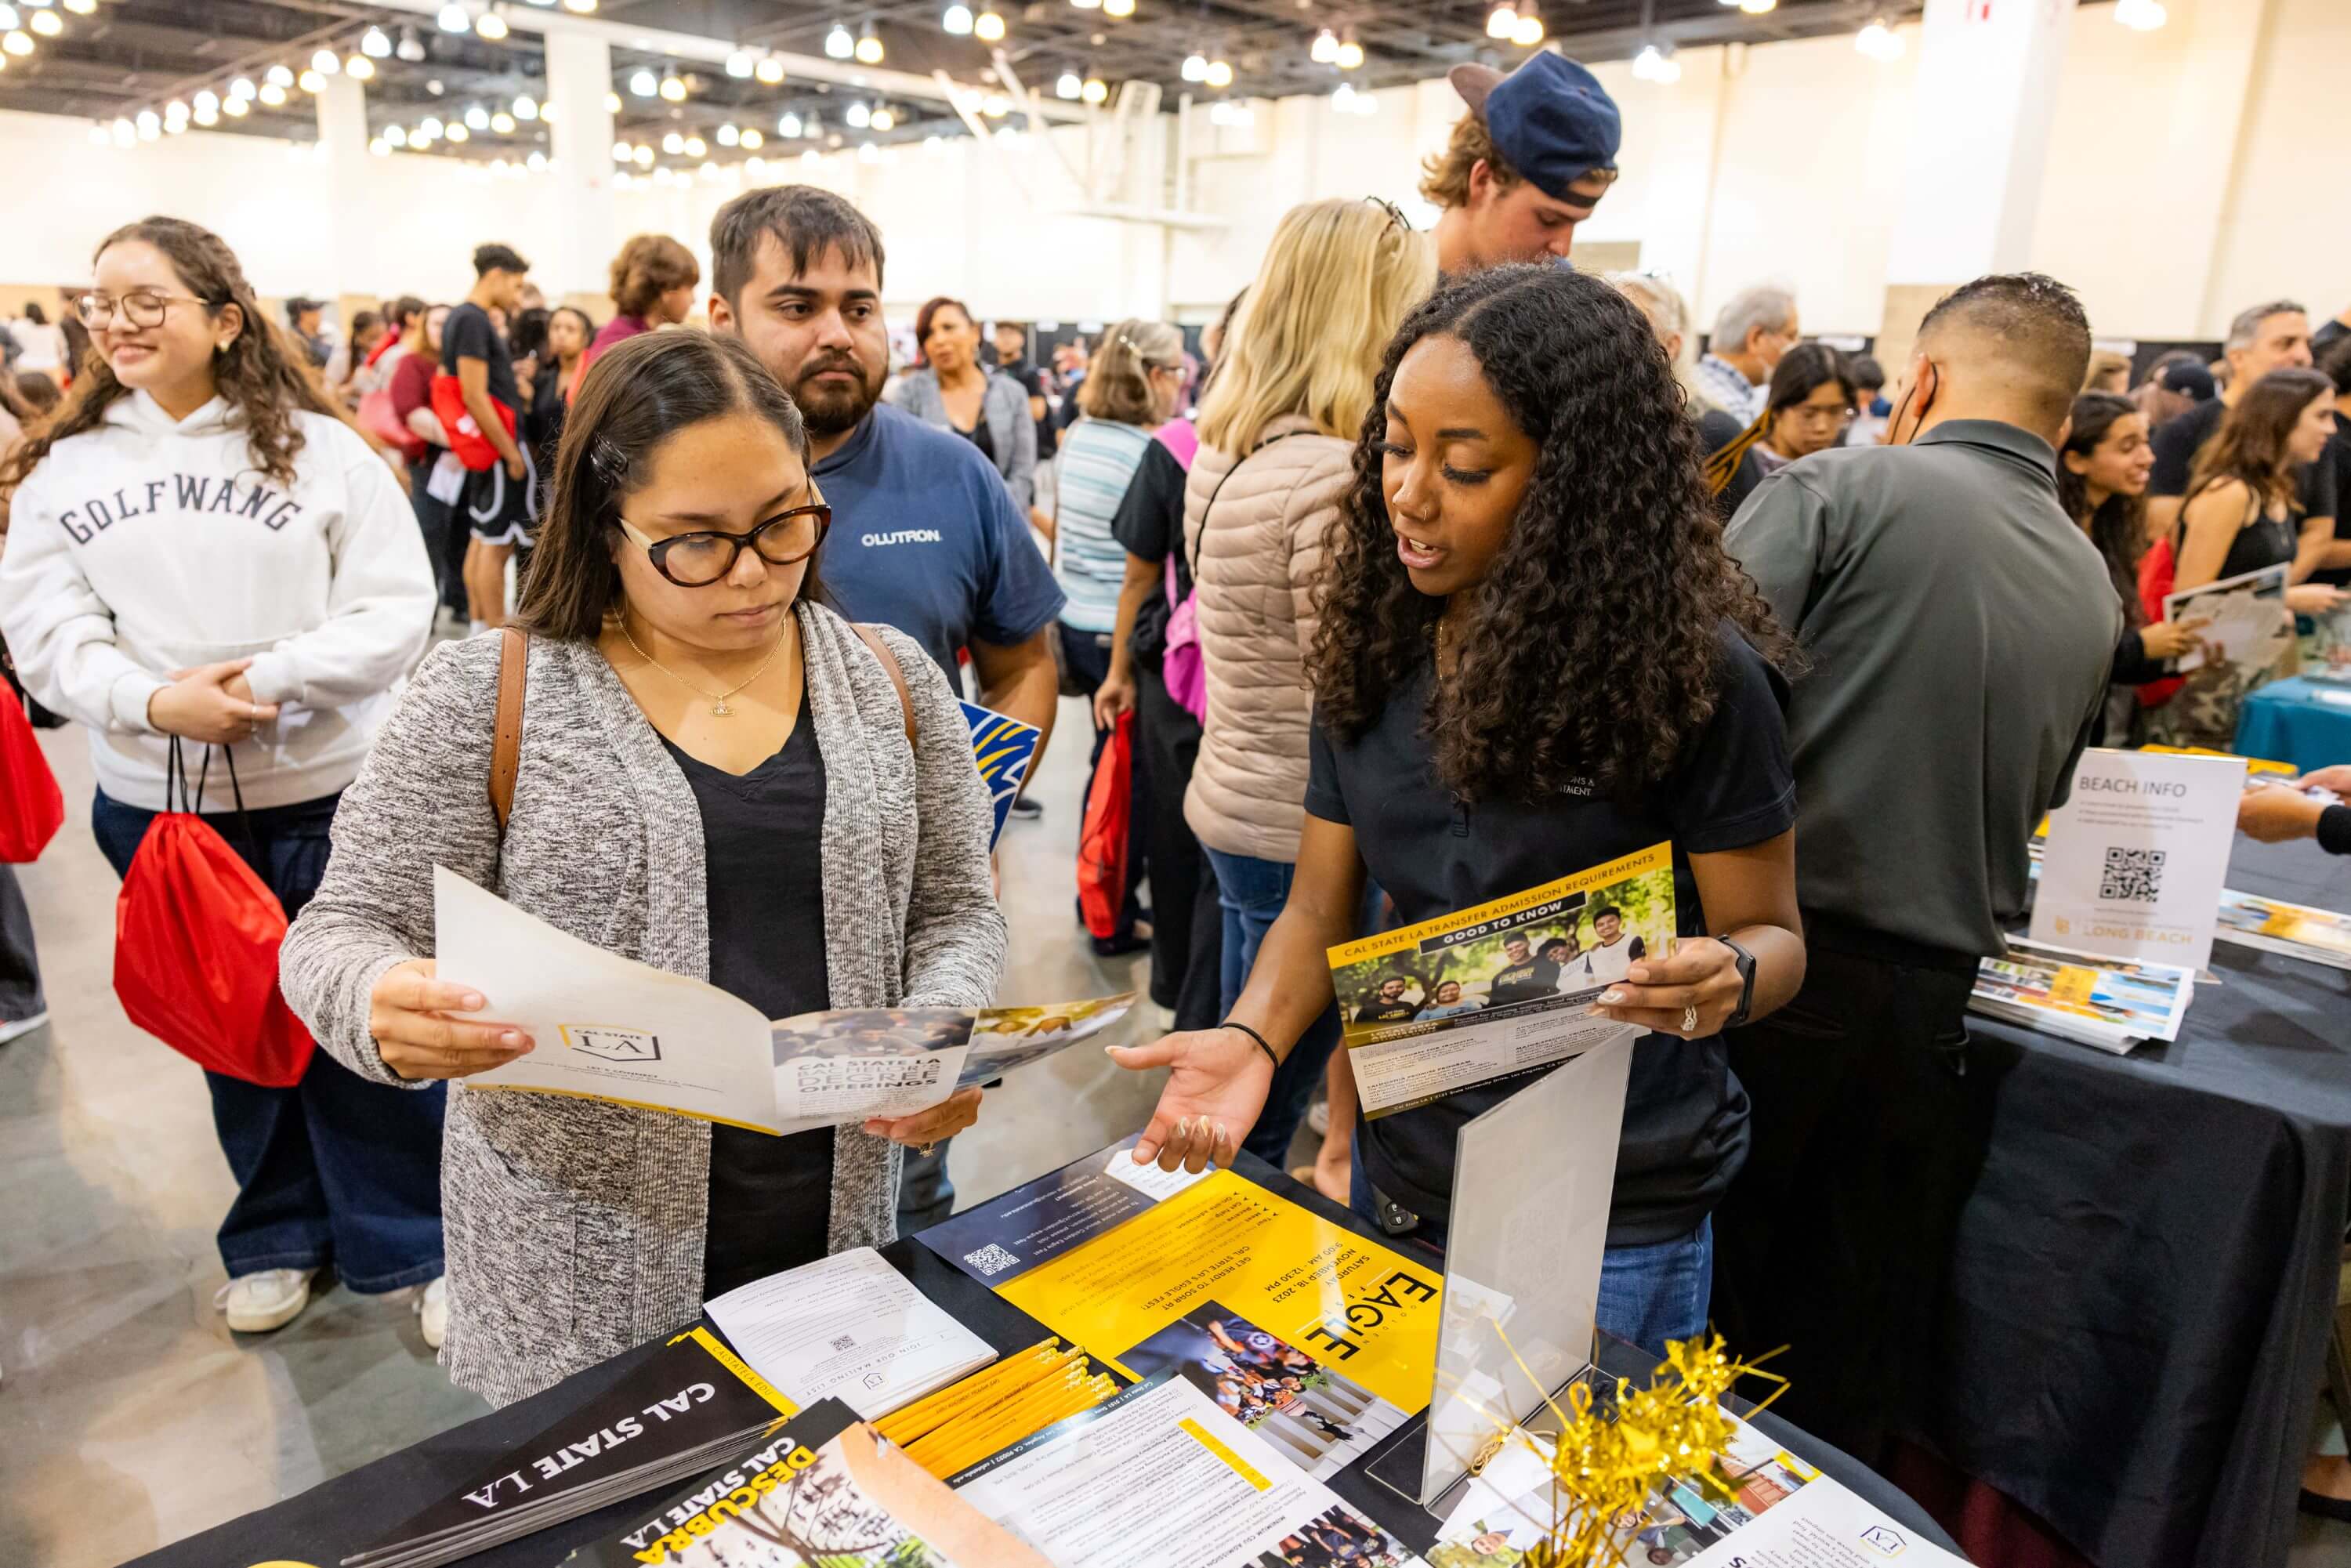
[
  {"xmin": 73, "ymin": 289, "xmax": 220, "ymax": 330},
  {"xmin": 614, "ymin": 495, "xmax": 832, "ymax": 587}
]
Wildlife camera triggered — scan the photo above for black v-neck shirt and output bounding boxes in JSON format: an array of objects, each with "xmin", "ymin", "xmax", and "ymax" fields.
[{"xmin": 660, "ymin": 694, "xmax": 836, "ymax": 1299}]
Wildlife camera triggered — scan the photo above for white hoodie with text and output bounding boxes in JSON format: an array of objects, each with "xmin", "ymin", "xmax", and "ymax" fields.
[{"xmin": 0, "ymin": 390, "xmax": 436, "ymax": 811}]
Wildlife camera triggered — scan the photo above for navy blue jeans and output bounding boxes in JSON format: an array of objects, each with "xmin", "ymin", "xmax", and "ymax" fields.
[
  {"xmin": 93, "ymin": 788, "xmax": 446, "ymax": 1291},
  {"xmin": 1204, "ymin": 847, "xmax": 1346, "ymax": 1166},
  {"xmin": 1348, "ymin": 1138, "xmax": 1714, "ymax": 1360}
]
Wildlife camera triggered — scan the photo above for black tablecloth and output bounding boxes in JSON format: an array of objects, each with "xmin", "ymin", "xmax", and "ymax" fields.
[
  {"xmin": 127, "ymin": 1161, "xmax": 1962, "ymax": 1566},
  {"xmin": 1907, "ymin": 838, "xmax": 2351, "ymax": 1567}
]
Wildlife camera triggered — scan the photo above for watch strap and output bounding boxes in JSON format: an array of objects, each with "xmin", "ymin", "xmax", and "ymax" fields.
[{"xmin": 1718, "ymin": 935, "xmax": 1758, "ymax": 1029}]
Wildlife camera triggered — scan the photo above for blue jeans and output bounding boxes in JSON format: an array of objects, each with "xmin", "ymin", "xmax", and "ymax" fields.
[
  {"xmin": 1346, "ymin": 1139, "xmax": 1713, "ymax": 1360},
  {"xmin": 93, "ymin": 787, "xmax": 447, "ymax": 1291},
  {"xmin": 1204, "ymin": 847, "xmax": 1343, "ymax": 1166}
]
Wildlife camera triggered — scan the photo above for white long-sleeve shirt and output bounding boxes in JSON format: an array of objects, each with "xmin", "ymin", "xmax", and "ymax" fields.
[{"xmin": 0, "ymin": 390, "xmax": 435, "ymax": 809}]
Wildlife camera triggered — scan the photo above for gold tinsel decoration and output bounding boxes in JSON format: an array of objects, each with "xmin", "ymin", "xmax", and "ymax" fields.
[{"xmin": 1483, "ymin": 1332, "xmax": 1784, "ymax": 1568}]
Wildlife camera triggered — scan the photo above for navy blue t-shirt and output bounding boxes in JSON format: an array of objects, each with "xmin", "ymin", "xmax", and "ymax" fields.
[
  {"xmin": 811, "ymin": 402, "xmax": 1064, "ymax": 691},
  {"xmin": 1304, "ymin": 623, "xmax": 1796, "ymax": 1248}
]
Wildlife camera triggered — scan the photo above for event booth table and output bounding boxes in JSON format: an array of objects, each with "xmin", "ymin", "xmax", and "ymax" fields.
[
  {"xmin": 2234, "ymin": 676, "xmax": 2351, "ymax": 774},
  {"xmin": 128, "ymin": 1161, "xmax": 1963, "ymax": 1568},
  {"xmin": 1882, "ymin": 838, "xmax": 2351, "ymax": 1568}
]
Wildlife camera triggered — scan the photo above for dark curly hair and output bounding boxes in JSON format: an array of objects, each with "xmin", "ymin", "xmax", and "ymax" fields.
[
  {"xmin": 2056, "ymin": 392, "xmax": 2148, "ymax": 628},
  {"xmin": 0, "ymin": 216, "xmax": 340, "ymax": 504},
  {"xmin": 1309, "ymin": 264, "xmax": 1792, "ymax": 804}
]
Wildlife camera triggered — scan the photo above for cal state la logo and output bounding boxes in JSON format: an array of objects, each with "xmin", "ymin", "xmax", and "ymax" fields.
[{"xmin": 560, "ymin": 1025, "xmax": 662, "ymax": 1063}]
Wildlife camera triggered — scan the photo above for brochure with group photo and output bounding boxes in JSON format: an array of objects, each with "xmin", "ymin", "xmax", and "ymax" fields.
[
  {"xmin": 1324, "ymin": 842, "xmax": 1676, "ymax": 1118},
  {"xmin": 433, "ymin": 867, "xmax": 1132, "ymax": 1135}
]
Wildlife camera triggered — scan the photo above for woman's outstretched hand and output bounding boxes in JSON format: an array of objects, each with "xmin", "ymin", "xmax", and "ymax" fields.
[{"xmin": 1106, "ymin": 1026, "xmax": 1277, "ymax": 1173}]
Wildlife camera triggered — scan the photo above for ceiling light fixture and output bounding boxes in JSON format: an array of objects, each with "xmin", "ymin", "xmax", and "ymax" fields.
[
  {"xmin": 755, "ymin": 53, "xmax": 784, "ymax": 83},
  {"xmin": 942, "ymin": 3, "xmax": 973, "ymax": 34},
  {"xmin": 661, "ymin": 130, "xmax": 683, "ymax": 153},
  {"xmin": 632, "ymin": 143, "xmax": 650, "ymax": 164},
  {"xmin": 1334, "ymin": 34, "xmax": 1364, "ymax": 69},
  {"xmin": 629, "ymin": 67, "xmax": 655, "ymax": 96},
  {"xmin": 397, "ymin": 27, "xmax": 426, "ymax": 61},
  {"xmin": 265, "ymin": 63, "xmax": 293, "ymax": 86},
  {"xmin": 361, "ymin": 24, "xmax": 391, "ymax": 56},
  {"xmin": 1738, "ymin": 0, "xmax": 1777, "ymax": 12},
  {"xmin": 419, "ymin": 114, "xmax": 444, "ymax": 137},
  {"xmin": 1512, "ymin": 1, "xmax": 1544, "ymax": 45},
  {"xmin": 1853, "ymin": 18, "xmax": 1904, "ymax": 59},
  {"xmin": 741, "ymin": 127, "xmax": 763, "ymax": 148},
  {"xmin": 1310, "ymin": 28, "xmax": 1339, "ymax": 63},
  {"xmin": 229, "ymin": 75, "xmax": 255, "ymax": 99},
  {"xmin": 526, "ymin": 150, "xmax": 545, "ymax": 170},
  {"xmin": 974, "ymin": 9, "xmax": 1005, "ymax": 41},
  {"xmin": 1204, "ymin": 58, "xmax": 1233, "ymax": 89},
  {"xmin": 717, "ymin": 121, "xmax": 739, "ymax": 145},
  {"xmin": 347, "ymin": 55, "xmax": 375, "ymax": 79},
  {"xmin": 258, "ymin": 81, "xmax": 287, "ymax": 106},
  {"xmin": 1486, "ymin": 3, "xmax": 1516, "ymax": 39},
  {"xmin": 683, "ymin": 134, "xmax": 705, "ymax": 155},
  {"xmin": 1632, "ymin": 42, "xmax": 1683, "ymax": 81},
  {"xmin": 223, "ymin": 96, "xmax": 248, "ymax": 117},
  {"xmin": 369, "ymin": 136, "xmax": 390, "ymax": 154},
  {"xmin": 447, "ymin": 123, "xmax": 469, "ymax": 140},
  {"xmin": 1103, "ymin": 0, "xmax": 1132, "ymax": 16},
  {"xmin": 27, "ymin": 6, "xmax": 56, "ymax": 34},
  {"xmin": 658, "ymin": 71, "xmax": 686, "ymax": 101},
  {"xmin": 465, "ymin": 103, "xmax": 490, "ymax": 129},
  {"xmin": 65, "ymin": 0, "xmax": 92, "ymax": 13},
  {"xmin": 513, "ymin": 92, "xmax": 538, "ymax": 119},
  {"xmin": 1081, "ymin": 75, "xmax": 1107, "ymax": 103},
  {"xmin": 299, "ymin": 68, "xmax": 326, "ymax": 92},
  {"xmin": 824, "ymin": 24, "xmax": 853, "ymax": 58},
  {"xmin": 1070, "ymin": 0, "xmax": 1099, "ymax": 9},
  {"xmin": 436, "ymin": 2, "xmax": 469, "ymax": 32},
  {"xmin": 490, "ymin": 110, "xmax": 515, "ymax": 132},
  {"xmin": 845, "ymin": 99, "xmax": 871, "ymax": 128},
  {"xmin": 562, "ymin": 0, "xmax": 594, "ymax": 13},
  {"xmin": 476, "ymin": 10, "xmax": 509, "ymax": 40},
  {"xmin": 871, "ymin": 107, "xmax": 893, "ymax": 130},
  {"xmin": 1180, "ymin": 53, "xmax": 1205, "ymax": 82},
  {"xmin": 854, "ymin": 24, "xmax": 883, "ymax": 63},
  {"xmin": 194, "ymin": 88, "xmax": 218, "ymax": 114},
  {"xmin": 725, "ymin": 49, "xmax": 754, "ymax": 77},
  {"xmin": 1055, "ymin": 71, "xmax": 1081, "ymax": 100}
]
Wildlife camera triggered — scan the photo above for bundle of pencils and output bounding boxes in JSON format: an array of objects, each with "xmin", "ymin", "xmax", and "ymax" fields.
[{"xmin": 875, "ymin": 1338, "xmax": 1118, "ymax": 1479}]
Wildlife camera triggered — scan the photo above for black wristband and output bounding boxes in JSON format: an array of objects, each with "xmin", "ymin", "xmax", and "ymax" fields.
[
  {"xmin": 1223, "ymin": 1019, "xmax": 1279, "ymax": 1070},
  {"xmin": 2320, "ymin": 802, "xmax": 2351, "ymax": 858}
]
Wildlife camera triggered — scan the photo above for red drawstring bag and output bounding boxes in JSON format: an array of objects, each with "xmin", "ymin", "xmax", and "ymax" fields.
[
  {"xmin": 1078, "ymin": 712, "xmax": 1134, "ymax": 941},
  {"xmin": 0, "ymin": 686, "xmax": 63, "ymax": 863},
  {"xmin": 2137, "ymin": 534, "xmax": 2185, "ymax": 709},
  {"xmin": 114, "ymin": 742, "xmax": 315, "ymax": 1087},
  {"xmin": 429, "ymin": 370, "xmax": 516, "ymax": 473}
]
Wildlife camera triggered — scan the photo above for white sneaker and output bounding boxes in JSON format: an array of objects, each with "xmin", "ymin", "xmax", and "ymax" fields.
[
  {"xmin": 1306, "ymin": 1098, "xmax": 1331, "ymax": 1138},
  {"xmin": 214, "ymin": 1267, "xmax": 317, "ymax": 1334},
  {"xmin": 415, "ymin": 1276, "xmax": 448, "ymax": 1349},
  {"xmin": 0, "ymin": 1010, "xmax": 49, "ymax": 1046}
]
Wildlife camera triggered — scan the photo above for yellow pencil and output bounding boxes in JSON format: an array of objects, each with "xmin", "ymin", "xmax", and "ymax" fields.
[
  {"xmin": 906, "ymin": 1363, "xmax": 1092, "ymax": 1472},
  {"xmin": 875, "ymin": 1340, "xmax": 1078, "ymax": 1446}
]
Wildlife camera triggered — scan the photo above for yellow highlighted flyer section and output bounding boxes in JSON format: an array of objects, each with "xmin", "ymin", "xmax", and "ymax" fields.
[{"xmin": 1180, "ymin": 1416, "xmax": 1273, "ymax": 1491}]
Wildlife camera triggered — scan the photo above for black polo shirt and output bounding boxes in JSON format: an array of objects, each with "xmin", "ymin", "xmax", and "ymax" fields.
[{"xmin": 1303, "ymin": 622, "xmax": 1796, "ymax": 1247}]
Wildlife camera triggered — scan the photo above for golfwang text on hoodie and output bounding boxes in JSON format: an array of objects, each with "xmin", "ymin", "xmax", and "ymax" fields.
[{"xmin": 0, "ymin": 391, "xmax": 436, "ymax": 811}]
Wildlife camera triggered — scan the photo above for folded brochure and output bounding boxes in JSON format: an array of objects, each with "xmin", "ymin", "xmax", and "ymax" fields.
[
  {"xmin": 433, "ymin": 867, "xmax": 1131, "ymax": 1133},
  {"xmin": 1969, "ymin": 938, "xmax": 2193, "ymax": 1054},
  {"xmin": 1325, "ymin": 842, "xmax": 1676, "ymax": 1118}
]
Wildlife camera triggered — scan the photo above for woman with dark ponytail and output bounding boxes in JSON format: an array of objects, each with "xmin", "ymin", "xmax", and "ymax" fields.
[{"xmin": 0, "ymin": 216, "xmax": 445, "ymax": 1342}]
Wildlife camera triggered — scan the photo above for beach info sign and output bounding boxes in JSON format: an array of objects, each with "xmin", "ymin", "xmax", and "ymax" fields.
[{"xmin": 2030, "ymin": 747, "xmax": 2245, "ymax": 972}]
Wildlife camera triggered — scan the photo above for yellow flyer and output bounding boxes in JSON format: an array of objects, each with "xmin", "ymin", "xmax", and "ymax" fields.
[
  {"xmin": 1325, "ymin": 842, "xmax": 1677, "ymax": 1118},
  {"xmin": 919, "ymin": 1143, "xmax": 1439, "ymax": 1479}
]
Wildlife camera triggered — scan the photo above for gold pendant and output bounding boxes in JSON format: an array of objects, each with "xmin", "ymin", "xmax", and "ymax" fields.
[{"xmin": 711, "ymin": 701, "xmax": 732, "ymax": 717}]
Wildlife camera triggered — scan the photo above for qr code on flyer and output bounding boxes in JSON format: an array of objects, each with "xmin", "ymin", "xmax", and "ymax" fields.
[
  {"xmin": 2099, "ymin": 846, "xmax": 2166, "ymax": 904},
  {"xmin": 963, "ymin": 1243, "xmax": 1021, "ymax": 1277}
]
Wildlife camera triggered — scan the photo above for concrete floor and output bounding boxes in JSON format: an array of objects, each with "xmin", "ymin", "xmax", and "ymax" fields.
[{"xmin": 5, "ymin": 692, "xmax": 2349, "ymax": 1566}]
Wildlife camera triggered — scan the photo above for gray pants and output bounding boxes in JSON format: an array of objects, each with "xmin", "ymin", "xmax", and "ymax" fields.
[{"xmin": 0, "ymin": 864, "xmax": 43, "ymax": 1025}]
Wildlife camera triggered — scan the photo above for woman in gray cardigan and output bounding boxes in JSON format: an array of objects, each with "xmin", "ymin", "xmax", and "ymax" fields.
[
  {"xmin": 888, "ymin": 296, "xmax": 1037, "ymax": 514},
  {"xmin": 281, "ymin": 331, "xmax": 1005, "ymax": 1408}
]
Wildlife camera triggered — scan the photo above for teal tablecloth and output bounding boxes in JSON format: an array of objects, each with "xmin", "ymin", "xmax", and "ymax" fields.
[{"xmin": 2233, "ymin": 675, "xmax": 2351, "ymax": 771}]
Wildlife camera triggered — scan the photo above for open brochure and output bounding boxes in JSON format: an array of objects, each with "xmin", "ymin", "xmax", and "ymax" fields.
[
  {"xmin": 2164, "ymin": 562, "xmax": 2290, "ymax": 675},
  {"xmin": 1969, "ymin": 939, "xmax": 2193, "ymax": 1054},
  {"xmin": 433, "ymin": 867, "xmax": 1131, "ymax": 1133},
  {"xmin": 703, "ymin": 1248, "xmax": 996, "ymax": 1421},
  {"xmin": 962, "ymin": 700, "xmax": 1042, "ymax": 850},
  {"xmin": 349, "ymin": 1326, "xmax": 798, "ymax": 1568},
  {"xmin": 2215, "ymin": 886, "xmax": 2351, "ymax": 970},
  {"xmin": 1432, "ymin": 1413, "xmax": 1965, "ymax": 1568},
  {"xmin": 567, "ymin": 1398, "xmax": 1051, "ymax": 1567},
  {"xmin": 951, "ymin": 1373, "xmax": 1426, "ymax": 1568},
  {"xmin": 1324, "ymin": 842, "xmax": 1675, "ymax": 1118},
  {"xmin": 2306, "ymin": 601, "xmax": 2351, "ymax": 683},
  {"xmin": 921, "ymin": 1140, "xmax": 1434, "ymax": 1480}
]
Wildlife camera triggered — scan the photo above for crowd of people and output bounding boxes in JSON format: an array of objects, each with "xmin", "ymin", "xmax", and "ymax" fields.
[{"xmin": 2, "ymin": 43, "xmax": 2350, "ymax": 1537}]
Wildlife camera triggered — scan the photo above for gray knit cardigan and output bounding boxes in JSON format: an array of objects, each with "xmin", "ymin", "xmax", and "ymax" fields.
[{"xmin": 279, "ymin": 603, "xmax": 1007, "ymax": 1407}]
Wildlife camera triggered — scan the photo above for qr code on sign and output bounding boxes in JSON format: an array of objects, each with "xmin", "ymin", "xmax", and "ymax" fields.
[
  {"xmin": 2099, "ymin": 846, "xmax": 2166, "ymax": 904},
  {"xmin": 963, "ymin": 1243, "xmax": 1021, "ymax": 1277}
]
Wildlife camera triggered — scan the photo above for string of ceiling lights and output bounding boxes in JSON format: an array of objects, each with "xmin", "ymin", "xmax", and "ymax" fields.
[{"xmin": 1, "ymin": 0, "xmax": 100, "ymax": 76}]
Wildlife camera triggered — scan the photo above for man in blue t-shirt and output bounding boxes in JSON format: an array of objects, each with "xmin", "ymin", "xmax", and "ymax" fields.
[{"xmin": 708, "ymin": 185, "xmax": 1062, "ymax": 1232}]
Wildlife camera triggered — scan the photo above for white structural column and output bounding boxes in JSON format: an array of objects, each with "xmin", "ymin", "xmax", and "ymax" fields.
[
  {"xmin": 540, "ymin": 24, "xmax": 620, "ymax": 303},
  {"xmin": 1878, "ymin": 0, "xmax": 2075, "ymax": 360},
  {"xmin": 314, "ymin": 71, "xmax": 375, "ymax": 324}
]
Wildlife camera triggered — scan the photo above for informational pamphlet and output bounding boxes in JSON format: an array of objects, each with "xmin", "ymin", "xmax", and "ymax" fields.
[
  {"xmin": 1969, "ymin": 939, "xmax": 2194, "ymax": 1054},
  {"xmin": 2029, "ymin": 748, "xmax": 2245, "ymax": 972},
  {"xmin": 567, "ymin": 1398, "xmax": 1050, "ymax": 1567},
  {"xmin": 352, "ymin": 1326, "xmax": 797, "ymax": 1568},
  {"xmin": 703, "ymin": 1248, "xmax": 997, "ymax": 1421},
  {"xmin": 1324, "ymin": 842, "xmax": 1676, "ymax": 1118},
  {"xmin": 962, "ymin": 701, "xmax": 1042, "ymax": 849},
  {"xmin": 950, "ymin": 1374, "xmax": 1426, "ymax": 1568},
  {"xmin": 433, "ymin": 867, "xmax": 1130, "ymax": 1132},
  {"xmin": 2164, "ymin": 562, "xmax": 2291, "ymax": 675},
  {"xmin": 1430, "ymin": 1411, "xmax": 1969, "ymax": 1568},
  {"xmin": 2306, "ymin": 602, "xmax": 2351, "ymax": 683},
  {"xmin": 2215, "ymin": 887, "xmax": 2351, "ymax": 970},
  {"xmin": 921, "ymin": 1141, "xmax": 1437, "ymax": 1479}
]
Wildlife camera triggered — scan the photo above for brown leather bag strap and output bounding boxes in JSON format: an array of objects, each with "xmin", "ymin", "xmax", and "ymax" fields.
[
  {"xmin": 490, "ymin": 627, "xmax": 527, "ymax": 831},
  {"xmin": 850, "ymin": 622, "xmax": 917, "ymax": 747}
]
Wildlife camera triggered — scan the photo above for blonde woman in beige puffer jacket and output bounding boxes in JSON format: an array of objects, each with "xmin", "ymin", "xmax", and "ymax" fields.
[{"xmin": 1182, "ymin": 197, "xmax": 1433, "ymax": 1190}]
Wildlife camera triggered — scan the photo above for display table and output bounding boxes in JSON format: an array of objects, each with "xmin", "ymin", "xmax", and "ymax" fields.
[
  {"xmin": 125, "ymin": 1161, "xmax": 1962, "ymax": 1568},
  {"xmin": 2233, "ymin": 675, "xmax": 2351, "ymax": 773},
  {"xmin": 1885, "ymin": 838, "xmax": 2351, "ymax": 1568}
]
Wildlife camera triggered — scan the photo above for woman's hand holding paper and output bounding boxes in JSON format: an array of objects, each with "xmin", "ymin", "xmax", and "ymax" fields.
[
  {"xmin": 371, "ymin": 958, "xmax": 538, "ymax": 1081},
  {"xmin": 1588, "ymin": 939, "xmax": 1745, "ymax": 1040},
  {"xmin": 865, "ymin": 1085, "xmax": 984, "ymax": 1150}
]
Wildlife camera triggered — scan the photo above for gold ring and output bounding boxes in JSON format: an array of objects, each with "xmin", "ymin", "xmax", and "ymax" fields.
[{"xmin": 1681, "ymin": 1004, "xmax": 1698, "ymax": 1034}]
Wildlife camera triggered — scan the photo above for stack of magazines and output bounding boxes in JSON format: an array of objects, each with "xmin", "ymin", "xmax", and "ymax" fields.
[
  {"xmin": 1970, "ymin": 939, "xmax": 2194, "ymax": 1054},
  {"xmin": 343, "ymin": 1328, "xmax": 800, "ymax": 1568},
  {"xmin": 2216, "ymin": 888, "xmax": 2351, "ymax": 969}
]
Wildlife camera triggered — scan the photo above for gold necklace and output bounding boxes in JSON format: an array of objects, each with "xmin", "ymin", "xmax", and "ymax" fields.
[{"xmin": 618, "ymin": 615, "xmax": 787, "ymax": 718}]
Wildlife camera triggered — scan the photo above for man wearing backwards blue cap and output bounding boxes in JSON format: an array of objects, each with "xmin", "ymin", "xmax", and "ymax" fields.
[{"xmin": 1422, "ymin": 53, "xmax": 1622, "ymax": 274}]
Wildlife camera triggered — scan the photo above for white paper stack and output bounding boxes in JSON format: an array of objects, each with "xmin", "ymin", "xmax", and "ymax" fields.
[{"xmin": 703, "ymin": 1248, "xmax": 995, "ymax": 1420}]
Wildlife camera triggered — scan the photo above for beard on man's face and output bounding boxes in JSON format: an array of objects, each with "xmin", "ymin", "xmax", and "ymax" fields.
[{"xmin": 790, "ymin": 350, "xmax": 882, "ymax": 435}]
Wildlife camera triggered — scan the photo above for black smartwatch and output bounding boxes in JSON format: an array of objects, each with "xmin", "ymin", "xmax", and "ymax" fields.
[{"xmin": 1717, "ymin": 935, "xmax": 1758, "ymax": 1029}]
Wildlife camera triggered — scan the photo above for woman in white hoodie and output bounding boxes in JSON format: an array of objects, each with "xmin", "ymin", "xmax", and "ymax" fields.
[{"xmin": 0, "ymin": 216, "xmax": 445, "ymax": 1341}]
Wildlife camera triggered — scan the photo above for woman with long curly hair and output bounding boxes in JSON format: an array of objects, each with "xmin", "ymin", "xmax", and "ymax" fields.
[
  {"xmin": 1110, "ymin": 265, "xmax": 1807, "ymax": 1354},
  {"xmin": 2056, "ymin": 392, "xmax": 2206, "ymax": 744},
  {"xmin": 0, "ymin": 216, "xmax": 444, "ymax": 1342}
]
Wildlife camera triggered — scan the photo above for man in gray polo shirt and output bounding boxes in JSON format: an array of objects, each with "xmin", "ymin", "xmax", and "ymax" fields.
[{"xmin": 1713, "ymin": 273, "xmax": 2119, "ymax": 1461}]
